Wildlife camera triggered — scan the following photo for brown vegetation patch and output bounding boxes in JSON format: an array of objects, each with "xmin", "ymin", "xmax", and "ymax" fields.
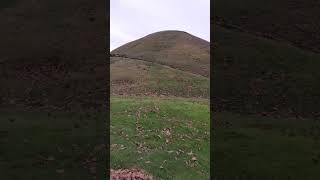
[
  {"xmin": 111, "ymin": 30, "xmax": 210, "ymax": 77},
  {"xmin": 110, "ymin": 169, "xmax": 153, "ymax": 180}
]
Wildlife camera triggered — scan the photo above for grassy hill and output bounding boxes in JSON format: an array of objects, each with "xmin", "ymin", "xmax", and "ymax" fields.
[
  {"xmin": 213, "ymin": 25, "xmax": 320, "ymax": 178},
  {"xmin": 213, "ymin": 24, "xmax": 320, "ymax": 117},
  {"xmin": 0, "ymin": 0, "xmax": 107, "ymax": 179},
  {"xmin": 213, "ymin": 1, "xmax": 320, "ymax": 179},
  {"xmin": 0, "ymin": 0, "xmax": 107, "ymax": 110},
  {"xmin": 213, "ymin": 0, "xmax": 320, "ymax": 52},
  {"xmin": 110, "ymin": 31, "xmax": 210, "ymax": 179},
  {"xmin": 111, "ymin": 30, "xmax": 210, "ymax": 77},
  {"xmin": 111, "ymin": 56, "xmax": 209, "ymax": 98}
]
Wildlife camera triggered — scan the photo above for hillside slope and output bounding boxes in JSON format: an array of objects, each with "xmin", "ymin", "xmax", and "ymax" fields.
[
  {"xmin": 0, "ymin": 1, "xmax": 107, "ymax": 179},
  {"xmin": 213, "ymin": 24, "xmax": 320, "ymax": 117},
  {"xmin": 111, "ymin": 56, "xmax": 209, "ymax": 98},
  {"xmin": 110, "ymin": 31, "xmax": 210, "ymax": 179},
  {"xmin": 111, "ymin": 30, "xmax": 210, "ymax": 77},
  {"xmin": 213, "ymin": 0, "xmax": 320, "ymax": 53},
  {"xmin": 212, "ymin": 1, "xmax": 320, "ymax": 179},
  {"xmin": 0, "ymin": 0, "xmax": 107, "ymax": 110}
]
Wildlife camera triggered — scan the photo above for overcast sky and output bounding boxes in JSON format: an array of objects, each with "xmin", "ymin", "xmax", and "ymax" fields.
[{"xmin": 110, "ymin": 0, "xmax": 210, "ymax": 51}]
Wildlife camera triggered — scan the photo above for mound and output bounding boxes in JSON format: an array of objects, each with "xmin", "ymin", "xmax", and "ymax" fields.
[
  {"xmin": 110, "ymin": 31, "xmax": 210, "ymax": 179},
  {"xmin": 213, "ymin": 24, "xmax": 320, "ymax": 117},
  {"xmin": 111, "ymin": 31, "xmax": 210, "ymax": 77}
]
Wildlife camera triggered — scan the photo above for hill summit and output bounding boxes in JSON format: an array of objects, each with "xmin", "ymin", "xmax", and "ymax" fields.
[{"xmin": 111, "ymin": 30, "xmax": 210, "ymax": 77}]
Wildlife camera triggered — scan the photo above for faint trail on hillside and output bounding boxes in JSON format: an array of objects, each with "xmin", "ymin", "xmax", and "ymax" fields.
[{"xmin": 110, "ymin": 54, "xmax": 208, "ymax": 78}]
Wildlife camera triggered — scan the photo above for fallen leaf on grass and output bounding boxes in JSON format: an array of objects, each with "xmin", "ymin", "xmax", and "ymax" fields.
[
  {"xmin": 160, "ymin": 160, "xmax": 167, "ymax": 169},
  {"xmin": 187, "ymin": 151, "xmax": 193, "ymax": 156},
  {"xmin": 161, "ymin": 128, "xmax": 172, "ymax": 136}
]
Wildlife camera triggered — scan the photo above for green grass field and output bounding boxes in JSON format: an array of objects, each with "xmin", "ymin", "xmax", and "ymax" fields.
[
  {"xmin": 0, "ymin": 111, "xmax": 106, "ymax": 180},
  {"xmin": 110, "ymin": 96, "xmax": 210, "ymax": 179},
  {"xmin": 214, "ymin": 112, "xmax": 320, "ymax": 179}
]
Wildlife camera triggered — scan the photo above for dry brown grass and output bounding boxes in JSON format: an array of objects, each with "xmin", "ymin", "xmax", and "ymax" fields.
[
  {"xmin": 110, "ymin": 57, "xmax": 209, "ymax": 98},
  {"xmin": 111, "ymin": 58, "xmax": 148, "ymax": 83},
  {"xmin": 111, "ymin": 31, "xmax": 210, "ymax": 77},
  {"xmin": 110, "ymin": 169, "xmax": 153, "ymax": 180},
  {"xmin": 111, "ymin": 57, "xmax": 150, "ymax": 96}
]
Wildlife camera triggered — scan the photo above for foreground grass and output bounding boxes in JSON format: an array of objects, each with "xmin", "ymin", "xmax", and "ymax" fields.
[
  {"xmin": 110, "ymin": 96, "xmax": 210, "ymax": 179},
  {"xmin": 0, "ymin": 111, "xmax": 106, "ymax": 180},
  {"xmin": 214, "ymin": 112, "xmax": 320, "ymax": 179}
]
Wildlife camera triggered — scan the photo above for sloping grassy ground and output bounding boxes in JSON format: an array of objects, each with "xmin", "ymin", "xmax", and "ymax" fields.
[
  {"xmin": 213, "ymin": 2, "xmax": 320, "ymax": 179},
  {"xmin": 213, "ymin": 0, "xmax": 320, "ymax": 52},
  {"xmin": 213, "ymin": 25, "xmax": 320, "ymax": 116},
  {"xmin": 111, "ymin": 57, "xmax": 209, "ymax": 98},
  {"xmin": 110, "ymin": 96, "xmax": 210, "ymax": 179},
  {"xmin": 0, "ymin": 58, "xmax": 106, "ymax": 109},
  {"xmin": 213, "ymin": 23, "xmax": 320, "ymax": 179},
  {"xmin": 0, "ymin": 111, "xmax": 106, "ymax": 180},
  {"xmin": 0, "ymin": 0, "xmax": 107, "ymax": 110},
  {"xmin": 213, "ymin": 112, "xmax": 320, "ymax": 179},
  {"xmin": 111, "ymin": 31, "xmax": 210, "ymax": 77}
]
